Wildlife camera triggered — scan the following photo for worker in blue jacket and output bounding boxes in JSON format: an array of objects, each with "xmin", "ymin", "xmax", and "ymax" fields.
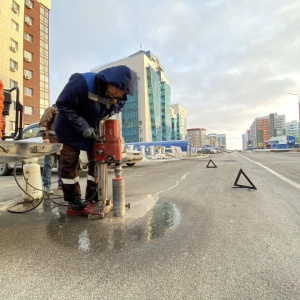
[{"xmin": 55, "ymin": 65, "xmax": 137, "ymax": 210}]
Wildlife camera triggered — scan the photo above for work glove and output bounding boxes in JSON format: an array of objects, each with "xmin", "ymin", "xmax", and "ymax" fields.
[{"xmin": 83, "ymin": 127, "xmax": 97, "ymax": 140}]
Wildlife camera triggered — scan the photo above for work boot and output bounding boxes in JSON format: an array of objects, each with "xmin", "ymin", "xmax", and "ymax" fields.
[
  {"xmin": 85, "ymin": 188, "xmax": 98, "ymax": 203},
  {"xmin": 44, "ymin": 186, "xmax": 53, "ymax": 195},
  {"xmin": 68, "ymin": 198, "xmax": 86, "ymax": 211}
]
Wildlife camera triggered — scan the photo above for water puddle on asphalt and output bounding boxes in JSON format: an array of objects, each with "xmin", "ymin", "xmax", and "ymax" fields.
[{"xmin": 45, "ymin": 198, "xmax": 181, "ymax": 254}]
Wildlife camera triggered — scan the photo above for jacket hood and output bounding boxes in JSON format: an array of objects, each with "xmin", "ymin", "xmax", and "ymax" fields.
[{"xmin": 95, "ymin": 65, "xmax": 137, "ymax": 96}]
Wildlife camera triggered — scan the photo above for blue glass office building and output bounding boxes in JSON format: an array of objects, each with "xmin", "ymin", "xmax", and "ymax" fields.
[
  {"xmin": 161, "ymin": 81, "xmax": 171, "ymax": 141},
  {"xmin": 121, "ymin": 81, "xmax": 139, "ymax": 143},
  {"xmin": 92, "ymin": 50, "xmax": 174, "ymax": 143}
]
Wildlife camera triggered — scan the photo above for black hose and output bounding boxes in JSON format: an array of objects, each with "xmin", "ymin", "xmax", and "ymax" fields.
[{"xmin": 7, "ymin": 161, "xmax": 67, "ymax": 213}]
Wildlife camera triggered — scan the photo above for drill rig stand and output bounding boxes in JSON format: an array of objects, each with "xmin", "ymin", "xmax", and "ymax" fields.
[{"xmin": 67, "ymin": 119, "xmax": 128, "ymax": 219}]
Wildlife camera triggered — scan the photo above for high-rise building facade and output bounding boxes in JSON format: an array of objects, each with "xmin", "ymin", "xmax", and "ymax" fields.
[
  {"xmin": 187, "ymin": 128, "xmax": 201, "ymax": 148},
  {"xmin": 170, "ymin": 106, "xmax": 177, "ymax": 140},
  {"xmin": 242, "ymin": 130, "xmax": 251, "ymax": 150},
  {"xmin": 286, "ymin": 120, "xmax": 300, "ymax": 143},
  {"xmin": 170, "ymin": 103, "xmax": 187, "ymax": 140},
  {"xmin": 269, "ymin": 113, "xmax": 285, "ymax": 137},
  {"xmin": 250, "ymin": 116, "xmax": 270, "ymax": 148},
  {"xmin": 92, "ymin": 50, "xmax": 171, "ymax": 143},
  {"xmin": 248, "ymin": 113, "xmax": 288, "ymax": 148},
  {"xmin": 0, "ymin": 0, "xmax": 51, "ymax": 133},
  {"xmin": 187, "ymin": 127, "xmax": 206, "ymax": 148},
  {"xmin": 161, "ymin": 81, "xmax": 171, "ymax": 141},
  {"xmin": 217, "ymin": 134, "xmax": 226, "ymax": 150},
  {"xmin": 207, "ymin": 133, "xmax": 217, "ymax": 147}
]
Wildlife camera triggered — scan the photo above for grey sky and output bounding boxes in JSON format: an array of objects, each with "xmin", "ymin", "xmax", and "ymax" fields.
[{"xmin": 49, "ymin": 0, "xmax": 300, "ymax": 149}]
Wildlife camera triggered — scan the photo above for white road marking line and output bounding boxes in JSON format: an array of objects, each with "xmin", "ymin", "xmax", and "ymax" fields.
[{"xmin": 240, "ymin": 154, "xmax": 300, "ymax": 191}]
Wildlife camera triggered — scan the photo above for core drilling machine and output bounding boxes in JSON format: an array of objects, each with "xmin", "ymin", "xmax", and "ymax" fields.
[
  {"xmin": 1, "ymin": 79, "xmax": 62, "ymax": 213},
  {"xmin": 0, "ymin": 79, "xmax": 62, "ymax": 165},
  {"xmin": 66, "ymin": 119, "xmax": 128, "ymax": 219}
]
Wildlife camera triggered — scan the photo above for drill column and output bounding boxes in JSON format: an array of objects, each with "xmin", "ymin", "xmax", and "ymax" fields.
[{"xmin": 103, "ymin": 119, "xmax": 125, "ymax": 217}]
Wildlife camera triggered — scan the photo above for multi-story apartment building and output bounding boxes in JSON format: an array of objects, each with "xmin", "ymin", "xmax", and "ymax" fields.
[
  {"xmin": 201, "ymin": 132, "xmax": 227, "ymax": 150},
  {"xmin": 207, "ymin": 133, "xmax": 217, "ymax": 147},
  {"xmin": 187, "ymin": 128, "xmax": 206, "ymax": 148},
  {"xmin": 248, "ymin": 113, "xmax": 290, "ymax": 148},
  {"xmin": 242, "ymin": 130, "xmax": 251, "ymax": 150},
  {"xmin": 170, "ymin": 106, "xmax": 177, "ymax": 140},
  {"xmin": 249, "ymin": 121, "xmax": 256, "ymax": 148},
  {"xmin": 170, "ymin": 103, "xmax": 187, "ymax": 140},
  {"xmin": 92, "ymin": 50, "xmax": 172, "ymax": 143},
  {"xmin": 217, "ymin": 134, "xmax": 226, "ymax": 150},
  {"xmin": 286, "ymin": 120, "xmax": 300, "ymax": 143},
  {"xmin": 269, "ymin": 113, "xmax": 285, "ymax": 137},
  {"xmin": 187, "ymin": 128, "xmax": 200, "ymax": 148},
  {"xmin": 0, "ymin": 0, "xmax": 51, "ymax": 134},
  {"xmin": 249, "ymin": 116, "xmax": 270, "ymax": 148},
  {"xmin": 200, "ymin": 128, "xmax": 207, "ymax": 146},
  {"xmin": 161, "ymin": 79, "xmax": 171, "ymax": 141}
]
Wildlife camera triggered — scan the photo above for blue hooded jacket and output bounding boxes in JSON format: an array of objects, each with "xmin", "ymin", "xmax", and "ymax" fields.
[{"xmin": 55, "ymin": 65, "xmax": 137, "ymax": 151}]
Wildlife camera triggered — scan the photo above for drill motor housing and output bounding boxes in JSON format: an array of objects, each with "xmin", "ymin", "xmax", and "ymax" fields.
[{"xmin": 93, "ymin": 119, "xmax": 122, "ymax": 162}]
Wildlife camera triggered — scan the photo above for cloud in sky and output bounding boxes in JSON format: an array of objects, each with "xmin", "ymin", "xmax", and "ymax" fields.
[{"xmin": 49, "ymin": 0, "xmax": 300, "ymax": 149}]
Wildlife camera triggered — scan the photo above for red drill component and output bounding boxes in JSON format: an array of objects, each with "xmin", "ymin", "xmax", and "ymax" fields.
[
  {"xmin": 66, "ymin": 203, "xmax": 102, "ymax": 216},
  {"xmin": 93, "ymin": 119, "xmax": 122, "ymax": 162},
  {"xmin": 70, "ymin": 119, "xmax": 125, "ymax": 219}
]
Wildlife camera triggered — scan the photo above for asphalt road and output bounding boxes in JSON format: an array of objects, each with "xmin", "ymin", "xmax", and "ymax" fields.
[{"xmin": 0, "ymin": 152, "xmax": 300, "ymax": 299}]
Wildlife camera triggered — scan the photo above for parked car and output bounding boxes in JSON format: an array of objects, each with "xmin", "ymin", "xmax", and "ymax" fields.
[
  {"xmin": 0, "ymin": 122, "xmax": 143, "ymax": 176},
  {"xmin": 212, "ymin": 147, "xmax": 222, "ymax": 153},
  {"xmin": 201, "ymin": 148, "xmax": 217, "ymax": 154},
  {"xmin": 123, "ymin": 148, "xmax": 143, "ymax": 166},
  {"xmin": 77, "ymin": 145, "xmax": 143, "ymax": 168}
]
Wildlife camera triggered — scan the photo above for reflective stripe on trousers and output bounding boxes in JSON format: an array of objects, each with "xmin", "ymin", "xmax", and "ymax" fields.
[
  {"xmin": 87, "ymin": 175, "xmax": 95, "ymax": 181},
  {"xmin": 61, "ymin": 176, "xmax": 80, "ymax": 184},
  {"xmin": 60, "ymin": 143, "xmax": 81, "ymax": 202},
  {"xmin": 60, "ymin": 143, "xmax": 97, "ymax": 202}
]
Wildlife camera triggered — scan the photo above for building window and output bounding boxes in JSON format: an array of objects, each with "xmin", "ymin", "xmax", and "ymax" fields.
[
  {"xmin": 25, "ymin": 0, "xmax": 34, "ymax": 9},
  {"xmin": 24, "ymin": 32, "xmax": 33, "ymax": 42},
  {"xmin": 24, "ymin": 50, "xmax": 33, "ymax": 62},
  {"xmin": 24, "ymin": 106, "xmax": 34, "ymax": 115},
  {"xmin": 11, "ymin": 19, "xmax": 19, "ymax": 32},
  {"xmin": 40, "ymin": 4, "xmax": 50, "ymax": 119},
  {"xmin": 10, "ymin": 59, "xmax": 18, "ymax": 71},
  {"xmin": 10, "ymin": 39, "xmax": 18, "ymax": 52},
  {"xmin": 24, "ymin": 87, "xmax": 33, "ymax": 97},
  {"xmin": 24, "ymin": 69, "xmax": 33, "ymax": 79},
  {"xmin": 12, "ymin": 1, "xmax": 20, "ymax": 14},
  {"xmin": 25, "ymin": 15, "xmax": 34, "ymax": 26},
  {"xmin": 10, "ymin": 101, "xmax": 16, "ymax": 111},
  {"xmin": 10, "ymin": 79, "xmax": 18, "ymax": 88},
  {"xmin": 9, "ymin": 121, "xmax": 16, "ymax": 131}
]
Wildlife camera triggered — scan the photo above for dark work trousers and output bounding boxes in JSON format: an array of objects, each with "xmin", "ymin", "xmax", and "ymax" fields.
[{"xmin": 60, "ymin": 143, "xmax": 97, "ymax": 203}]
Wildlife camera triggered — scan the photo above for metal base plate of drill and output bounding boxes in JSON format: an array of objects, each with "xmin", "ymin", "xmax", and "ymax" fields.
[
  {"xmin": 66, "ymin": 202, "xmax": 113, "ymax": 219},
  {"xmin": 66, "ymin": 203, "xmax": 102, "ymax": 217}
]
